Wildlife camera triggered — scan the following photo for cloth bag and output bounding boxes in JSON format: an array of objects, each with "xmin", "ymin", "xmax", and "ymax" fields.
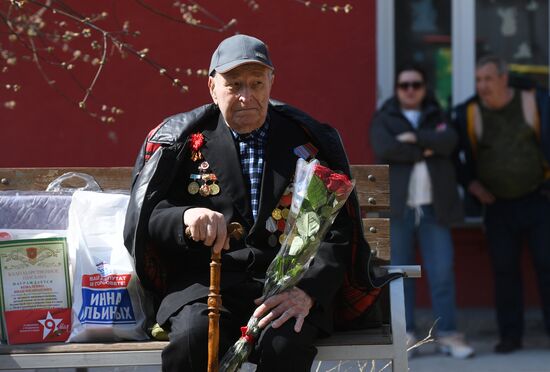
[{"xmin": 67, "ymin": 190, "xmax": 148, "ymax": 342}]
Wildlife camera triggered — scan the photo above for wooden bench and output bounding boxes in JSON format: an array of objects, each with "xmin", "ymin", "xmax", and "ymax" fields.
[{"xmin": 0, "ymin": 165, "xmax": 420, "ymax": 371}]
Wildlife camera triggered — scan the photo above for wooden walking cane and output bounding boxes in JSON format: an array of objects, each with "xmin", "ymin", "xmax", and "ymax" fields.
[
  {"xmin": 207, "ymin": 247, "xmax": 222, "ymax": 372},
  {"xmin": 208, "ymin": 222, "xmax": 245, "ymax": 372},
  {"xmin": 188, "ymin": 222, "xmax": 244, "ymax": 372}
]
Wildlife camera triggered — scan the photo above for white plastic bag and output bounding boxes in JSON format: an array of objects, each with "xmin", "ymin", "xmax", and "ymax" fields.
[{"xmin": 67, "ymin": 190, "xmax": 148, "ymax": 342}]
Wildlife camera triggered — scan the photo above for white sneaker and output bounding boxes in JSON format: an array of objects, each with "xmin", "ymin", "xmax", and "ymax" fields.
[
  {"xmin": 437, "ymin": 332, "xmax": 475, "ymax": 359},
  {"xmin": 406, "ymin": 332, "xmax": 420, "ymax": 358}
]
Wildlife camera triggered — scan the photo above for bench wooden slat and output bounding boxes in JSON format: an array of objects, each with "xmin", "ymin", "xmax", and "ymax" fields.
[
  {"xmin": 0, "ymin": 168, "xmax": 133, "ymax": 191},
  {"xmin": 363, "ymin": 218, "xmax": 390, "ymax": 262},
  {"xmin": 1, "ymin": 166, "xmax": 390, "ymax": 210},
  {"xmin": 0, "ymin": 350, "xmax": 162, "ymax": 369},
  {"xmin": 0, "ymin": 341, "xmax": 168, "ymax": 354},
  {"xmin": 350, "ymin": 164, "xmax": 390, "ymax": 211}
]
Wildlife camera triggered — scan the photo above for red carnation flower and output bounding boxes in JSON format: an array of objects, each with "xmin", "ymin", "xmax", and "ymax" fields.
[
  {"xmin": 190, "ymin": 132, "xmax": 205, "ymax": 161},
  {"xmin": 190, "ymin": 133, "xmax": 204, "ymax": 151}
]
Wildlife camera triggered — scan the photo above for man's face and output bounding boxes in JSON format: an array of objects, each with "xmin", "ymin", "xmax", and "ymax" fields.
[
  {"xmin": 208, "ymin": 64, "xmax": 274, "ymax": 133},
  {"xmin": 475, "ymin": 62, "xmax": 508, "ymax": 108}
]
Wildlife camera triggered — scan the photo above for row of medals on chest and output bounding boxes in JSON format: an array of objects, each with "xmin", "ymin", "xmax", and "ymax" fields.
[
  {"xmin": 187, "ymin": 161, "xmax": 220, "ymax": 197},
  {"xmin": 266, "ymin": 184, "xmax": 293, "ymax": 247}
]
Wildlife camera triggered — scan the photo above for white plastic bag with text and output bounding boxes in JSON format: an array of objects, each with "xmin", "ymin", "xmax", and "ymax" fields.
[{"xmin": 67, "ymin": 190, "xmax": 148, "ymax": 342}]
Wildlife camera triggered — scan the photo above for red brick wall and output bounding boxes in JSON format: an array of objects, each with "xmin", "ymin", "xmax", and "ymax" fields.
[{"xmin": 1, "ymin": 1, "xmax": 376, "ymax": 167}]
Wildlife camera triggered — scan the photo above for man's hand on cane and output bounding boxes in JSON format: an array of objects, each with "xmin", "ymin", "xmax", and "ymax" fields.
[{"xmin": 183, "ymin": 207, "xmax": 230, "ymax": 253}]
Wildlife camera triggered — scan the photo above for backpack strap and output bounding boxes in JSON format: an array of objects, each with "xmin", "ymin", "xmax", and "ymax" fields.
[
  {"xmin": 466, "ymin": 101, "xmax": 482, "ymax": 157},
  {"xmin": 521, "ymin": 89, "xmax": 541, "ymax": 140},
  {"xmin": 520, "ymin": 89, "xmax": 550, "ymax": 178}
]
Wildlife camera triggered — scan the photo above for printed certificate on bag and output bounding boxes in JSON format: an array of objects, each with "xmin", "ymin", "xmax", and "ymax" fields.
[{"xmin": 0, "ymin": 237, "xmax": 71, "ymax": 344}]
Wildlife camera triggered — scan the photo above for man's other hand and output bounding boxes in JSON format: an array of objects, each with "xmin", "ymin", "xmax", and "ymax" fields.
[
  {"xmin": 253, "ymin": 287, "xmax": 314, "ymax": 332},
  {"xmin": 183, "ymin": 207, "xmax": 229, "ymax": 253},
  {"xmin": 468, "ymin": 180, "xmax": 496, "ymax": 205}
]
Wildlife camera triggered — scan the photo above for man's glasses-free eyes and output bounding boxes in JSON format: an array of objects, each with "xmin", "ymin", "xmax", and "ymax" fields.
[{"xmin": 397, "ymin": 81, "xmax": 424, "ymax": 91}]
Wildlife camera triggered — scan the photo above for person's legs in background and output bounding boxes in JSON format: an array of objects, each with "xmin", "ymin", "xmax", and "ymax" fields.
[
  {"xmin": 417, "ymin": 205, "xmax": 473, "ymax": 358},
  {"xmin": 485, "ymin": 199, "xmax": 524, "ymax": 353},
  {"xmin": 526, "ymin": 194, "xmax": 550, "ymax": 338},
  {"xmin": 417, "ymin": 205, "xmax": 456, "ymax": 333}
]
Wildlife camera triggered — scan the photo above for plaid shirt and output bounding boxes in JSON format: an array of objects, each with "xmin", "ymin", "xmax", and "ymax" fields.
[{"xmin": 230, "ymin": 121, "xmax": 269, "ymax": 220}]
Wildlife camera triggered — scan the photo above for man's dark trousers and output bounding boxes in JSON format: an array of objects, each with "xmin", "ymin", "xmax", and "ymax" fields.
[
  {"xmin": 484, "ymin": 190, "xmax": 550, "ymax": 341},
  {"xmin": 161, "ymin": 282, "xmax": 319, "ymax": 372}
]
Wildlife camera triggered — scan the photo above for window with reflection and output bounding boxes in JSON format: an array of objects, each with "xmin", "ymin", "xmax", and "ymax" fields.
[
  {"xmin": 476, "ymin": 0, "xmax": 549, "ymax": 88},
  {"xmin": 395, "ymin": 0, "xmax": 452, "ymax": 110}
]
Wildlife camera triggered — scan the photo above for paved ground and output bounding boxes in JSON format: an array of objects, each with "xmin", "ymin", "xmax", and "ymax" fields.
[
  {"xmin": 6, "ymin": 308, "xmax": 550, "ymax": 372},
  {"xmin": 310, "ymin": 307, "xmax": 550, "ymax": 371},
  {"xmin": 404, "ymin": 308, "xmax": 550, "ymax": 372}
]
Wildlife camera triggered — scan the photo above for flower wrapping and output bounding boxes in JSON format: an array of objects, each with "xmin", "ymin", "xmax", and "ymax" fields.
[{"xmin": 219, "ymin": 158, "xmax": 355, "ymax": 372}]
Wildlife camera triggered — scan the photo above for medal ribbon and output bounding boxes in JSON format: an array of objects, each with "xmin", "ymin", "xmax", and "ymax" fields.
[{"xmin": 293, "ymin": 142, "xmax": 319, "ymax": 160}]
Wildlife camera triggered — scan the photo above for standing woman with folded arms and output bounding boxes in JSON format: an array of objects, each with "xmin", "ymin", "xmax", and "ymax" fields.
[{"xmin": 370, "ymin": 64, "xmax": 474, "ymax": 359}]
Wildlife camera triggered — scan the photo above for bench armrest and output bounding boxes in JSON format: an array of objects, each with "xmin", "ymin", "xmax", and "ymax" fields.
[{"xmin": 381, "ymin": 265, "xmax": 421, "ymax": 278}]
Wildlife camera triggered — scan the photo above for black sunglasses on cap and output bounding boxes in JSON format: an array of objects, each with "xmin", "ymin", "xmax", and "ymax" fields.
[{"xmin": 397, "ymin": 81, "xmax": 424, "ymax": 90}]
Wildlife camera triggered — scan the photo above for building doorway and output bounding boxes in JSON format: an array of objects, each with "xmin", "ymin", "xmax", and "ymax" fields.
[{"xmin": 377, "ymin": 0, "xmax": 549, "ymax": 108}]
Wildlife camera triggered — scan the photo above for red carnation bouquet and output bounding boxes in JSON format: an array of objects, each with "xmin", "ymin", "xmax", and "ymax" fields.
[{"xmin": 219, "ymin": 158, "xmax": 355, "ymax": 371}]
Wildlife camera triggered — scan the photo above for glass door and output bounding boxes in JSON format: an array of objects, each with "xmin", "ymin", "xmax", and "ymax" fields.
[
  {"xmin": 376, "ymin": 0, "xmax": 549, "ymax": 109},
  {"xmin": 394, "ymin": 0, "xmax": 452, "ymax": 110},
  {"xmin": 476, "ymin": 0, "xmax": 549, "ymax": 89}
]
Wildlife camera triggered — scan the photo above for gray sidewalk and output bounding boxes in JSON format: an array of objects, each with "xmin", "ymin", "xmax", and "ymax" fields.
[
  {"xmin": 405, "ymin": 307, "xmax": 550, "ymax": 372},
  {"xmin": 312, "ymin": 307, "xmax": 550, "ymax": 371}
]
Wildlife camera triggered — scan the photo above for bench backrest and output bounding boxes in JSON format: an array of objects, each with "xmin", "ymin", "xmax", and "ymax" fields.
[{"xmin": 0, "ymin": 165, "xmax": 390, "ymax": 261}]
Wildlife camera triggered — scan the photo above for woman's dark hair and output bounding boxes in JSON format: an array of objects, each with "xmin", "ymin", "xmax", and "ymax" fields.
[{"xmin": 395, "ymin": 63, "xmax": 428, "ymax": 86}]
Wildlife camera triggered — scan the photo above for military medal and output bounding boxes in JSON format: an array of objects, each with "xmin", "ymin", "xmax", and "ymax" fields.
[
  {"xmin": 188, "ymin": 181, "xmax": 200, "ymax": 194},
  {"xmin": 187, "ymin": 174, "xmax": 201, "ymax": 195},
  {"xmin": 265, "ymin": 217, "xmax": 278, "ymax": 233},
  {"xmin": 209, "ymin": 183, "xmax": 220, "ymax": 195},
  {"xmin": 190, "ymin": 160, "xmax": 221, "ymax": 198},
  {"xmin": 190, "ymin": 132, "xmax": 204, "ymax": 161},
  {"xmin": 271, "ymin": 208, "xmax": 282, "ymax": 220},
  {"xmin": 279, "ymin": 194, "xmax": 292, "ymax": 207},
  {"xmin": 199, "ymin": 161, "xmax": 210, "ymax": 171},
  {"xmin": 264, "ymin": 180, "xmax": 297, "ymax": 247},
  {"xmin": 281, "ymin": 208, "xmax": 290, "ymax": 219},
  {"xmin": 199, "ymin": 183, "xmax": 211, "ymax": 196},
  {"xmin": 293, "ymin": 142, "xmax": 318, "ymax": 161}
]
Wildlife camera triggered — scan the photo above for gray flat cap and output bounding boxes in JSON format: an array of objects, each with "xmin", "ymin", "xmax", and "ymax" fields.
[{"xmin": 209, "ymin": 34, "xmax": 274, "ymax": 76}]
